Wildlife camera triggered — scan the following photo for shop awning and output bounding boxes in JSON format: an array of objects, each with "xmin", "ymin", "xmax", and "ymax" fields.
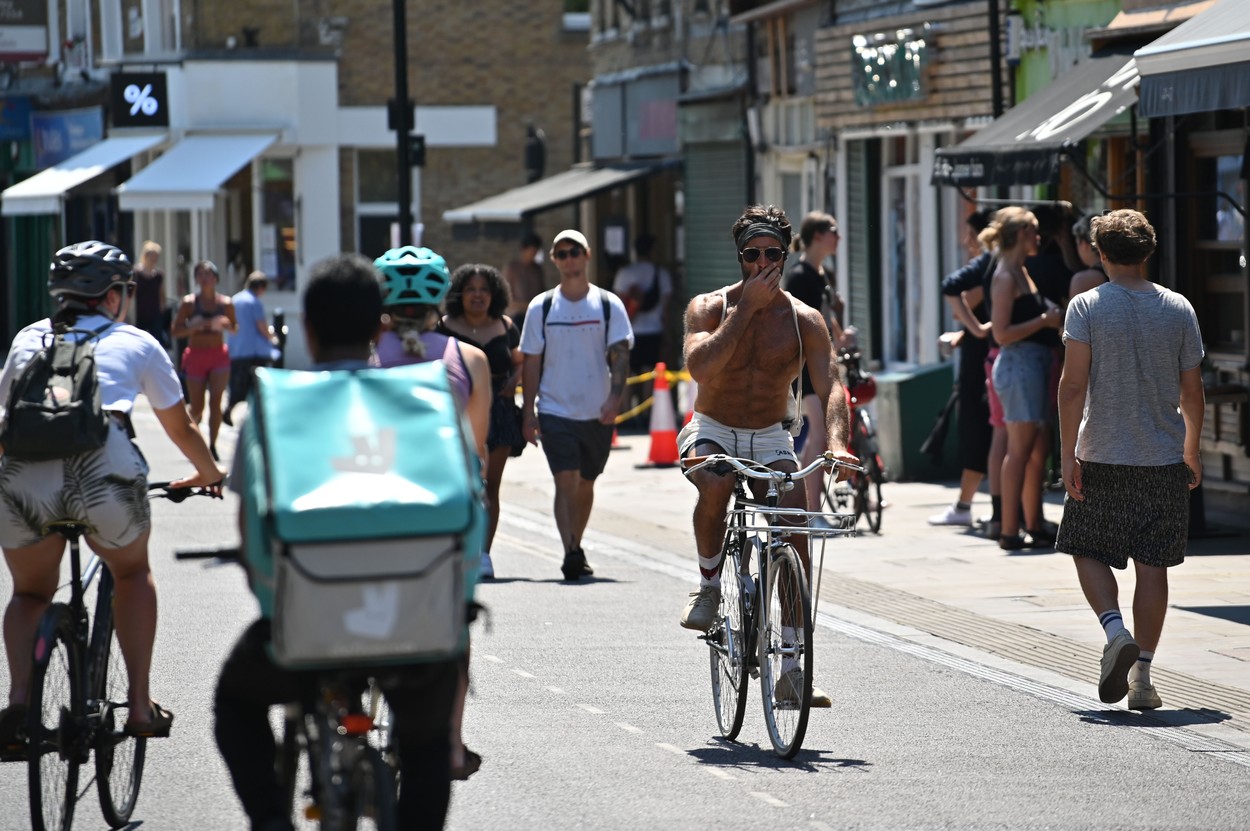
[
  {"xmin": 1135, "ymin": 0, "xmax": 1250, "ymax": 117},
  {"xmin": 931, "ymin": 51, "xmax": 1139, "ymax": 188},
  {"xmin": 1, "ymin": 134, "xmax": 166, "ymax": 216},
  {"xmin": 114, "ymin": 133, "xmax": 277, "ymax": 212},
  {"xmin": 443, "ymin": 161, "xmax": 672, "ymax": 224}
]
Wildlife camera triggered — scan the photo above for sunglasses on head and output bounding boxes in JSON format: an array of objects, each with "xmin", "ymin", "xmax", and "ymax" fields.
[
  {"xmin": 739, "ymin": 247, "xmax": 786, "ymax": 263},
  {"xmin": 552, "ymin": 246, "xmax": 584, "ymax": 260}
]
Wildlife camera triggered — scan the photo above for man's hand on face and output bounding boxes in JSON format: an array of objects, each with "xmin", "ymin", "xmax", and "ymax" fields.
[{"xmin": 739, "ymin": 259, "xmax": 784, "ymax": 315}]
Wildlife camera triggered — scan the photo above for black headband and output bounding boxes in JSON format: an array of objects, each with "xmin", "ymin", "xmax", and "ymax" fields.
[{"xmin": 735, "ymin": 222, "xmax": 784, "ymax": 251}]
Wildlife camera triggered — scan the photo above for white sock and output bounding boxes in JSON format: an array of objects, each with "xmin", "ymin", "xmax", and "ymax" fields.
[
  {"xmin": 781, "ymin": 626, "xmax": 799, "ymax": 673},
  {"xmin": 1098, "ymin": 610, "xmax": 1128, "ymax": 643},
  {"xmin": 700, "ymin": 574, "xmax": 721, "ymax": 590},
  {"xmin": 1129, "ymin": 650, "xmax": 1154, "ymax": 685}
]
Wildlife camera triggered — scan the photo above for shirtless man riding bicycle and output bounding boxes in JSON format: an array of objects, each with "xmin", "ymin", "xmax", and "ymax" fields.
[{"xmin": 678, "ymin": 204, "xmax": 857, "ymax": 706}]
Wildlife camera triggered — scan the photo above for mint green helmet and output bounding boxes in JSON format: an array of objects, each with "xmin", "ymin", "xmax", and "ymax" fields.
[{"xmin": 373, "ymin": 246, "xmax": 450, "ymax": 308}]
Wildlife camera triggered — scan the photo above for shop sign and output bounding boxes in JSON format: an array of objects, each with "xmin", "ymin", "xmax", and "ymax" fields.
[
  {"xmin": 852, "ymin": 25, "xmax": 932, "ymax": 108},
  {"xmin": 0, "ymin": 0, "xmax": 47, "ymax": 62},
  {"xmin": 32, "ymin": 107, "xmax": 104, "ymax": 168},
  {"xmin": 110, "ymin": 71, "xmax": 170, "ymax": 128},
  {"xmin": 0, "ymin": 94, "xmax": 31, "ymax": 141}
]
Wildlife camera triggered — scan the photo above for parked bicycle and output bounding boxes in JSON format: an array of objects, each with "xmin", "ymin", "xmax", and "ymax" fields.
[
  {"xmin": 176, "ymin": 545, "xmax": 398, "ymax": 830},
  {"xmin": 682, "ymin": 452, "xmax": 860, "ymax": 759},
  {"xmin": 16, "ymin": 482, "xmax": 220, "ymax": 831},
  {"xmin": 823, "ymin": 347, "xmax": 886, "ymax": 533}
]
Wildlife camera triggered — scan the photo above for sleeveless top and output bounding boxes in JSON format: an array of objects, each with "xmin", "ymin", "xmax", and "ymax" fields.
[
  {"xmin": 437, "ymin": 318, "xmax": 519, "ymax": 398},
  {"xmin": 1009, "ymin": 292, "xmax": 1060, "ymax": 348},
  {"xmin": 374, "ymin": 329, "xmax": 473, "ymax": 403}
]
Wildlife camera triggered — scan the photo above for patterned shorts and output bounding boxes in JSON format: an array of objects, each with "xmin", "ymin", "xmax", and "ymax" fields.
[
  {"xmin": 1055, "ymin": 461, "xmax": 1191, "ymax": 569},
  {"xmin": 0, "ymin": 422, "xmax": 151, "ymax": 549}
]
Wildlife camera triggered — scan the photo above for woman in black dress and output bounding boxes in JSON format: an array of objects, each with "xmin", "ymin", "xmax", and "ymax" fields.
[{"xmin": 440, "ymin": 264, "xmax": 524, "ymax": 580}]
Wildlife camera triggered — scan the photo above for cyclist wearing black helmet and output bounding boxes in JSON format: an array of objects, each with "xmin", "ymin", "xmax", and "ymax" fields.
[{"xmin": 0, "ymin": 241, "xmax": 224, "ymax": 750}]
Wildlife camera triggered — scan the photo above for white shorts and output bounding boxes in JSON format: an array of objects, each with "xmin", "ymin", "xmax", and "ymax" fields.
[
  {"xmin": 0, "ymin": 421, "xmax": 151, "ymax": 549},
  {"xmin": 677, "ymin": 413, "xmax": 798, "ymax": 466}
]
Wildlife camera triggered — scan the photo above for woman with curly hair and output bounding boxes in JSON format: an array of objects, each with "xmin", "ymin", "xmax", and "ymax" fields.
[{"xmin": 439, "ymin": 263, "xmax": 524, "ymax": 580}]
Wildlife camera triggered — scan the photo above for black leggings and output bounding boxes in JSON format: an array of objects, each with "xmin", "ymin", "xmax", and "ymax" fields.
[{"xmin": 213, "ymin": 619, "xmax": 459, "ymax": 831}]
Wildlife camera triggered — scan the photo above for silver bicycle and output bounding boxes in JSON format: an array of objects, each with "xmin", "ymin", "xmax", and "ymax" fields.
[{"xmin": 682, "ymin": 453, "xmax": 860, "ymax": 758}]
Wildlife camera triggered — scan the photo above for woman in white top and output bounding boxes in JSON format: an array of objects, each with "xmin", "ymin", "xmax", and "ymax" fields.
[{"xmin": 0, "ymin": 241, "xmax": 223, "ymax": 749}]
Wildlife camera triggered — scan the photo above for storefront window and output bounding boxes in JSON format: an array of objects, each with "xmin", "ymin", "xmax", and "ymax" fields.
[
  {"xmin": 1193, "ymin": 152, "xmax": 1247, "ymax": 355},
  {"xmin": 260, "ymin": 159, "xmax": 296, "ymax": 291},
  {"xmin": 357, "ymin": 150, "xmax": 400, "ymax": 257}
]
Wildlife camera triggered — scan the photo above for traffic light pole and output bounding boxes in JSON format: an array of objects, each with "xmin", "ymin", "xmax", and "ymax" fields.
[{"xmin": 393, "ymin": 0, "xmax": 413, "ymax": 246}]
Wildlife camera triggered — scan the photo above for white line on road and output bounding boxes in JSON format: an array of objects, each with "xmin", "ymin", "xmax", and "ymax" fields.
[
  {"xmin": 750, "ymin": 792, "xmax": 789, "ymax": 808},
  {"xmin": 615, "ymin": 722, "xmax": 643, "ymax": 734},
  {"xmin": 577, "ymin": 703, "xmax": 605, "ymax": 714},
  {"xmin": 655, "ymin": 742, "xmax": 686, "ymax": 756},
  {"xmin": 705, "ymin": 767, "xmax": 735, "ymax": 780},
  {"xmin": 546, "ymin": 686, "xmax": 566, "ymax": 694},
  {"xmin": 483, "ymin": 655, "xmax": 504, "ymax": 663},
  {"xmin": 512, "ymin": 669, "xmax": 536, "ymax": 679}
]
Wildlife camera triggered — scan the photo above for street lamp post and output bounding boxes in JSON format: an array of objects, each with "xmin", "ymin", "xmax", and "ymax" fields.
[{"xmin": 392, "ymin": 0, "xmax": 413, "ymax": 246}]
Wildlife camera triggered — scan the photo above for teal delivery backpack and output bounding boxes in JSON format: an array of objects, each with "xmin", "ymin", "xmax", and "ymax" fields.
[{"xmin": 245, "ymin": 363, "xmax": 485, "ymax": 669}]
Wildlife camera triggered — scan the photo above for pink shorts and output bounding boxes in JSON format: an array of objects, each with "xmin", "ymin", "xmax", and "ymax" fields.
[
  {"xmin": 182, "ymin": 345, "xmax": 230, "ymax": 380},
  {"xmin": 985, "ymin": 348, "xmax": 1004, "ymax": 428}
]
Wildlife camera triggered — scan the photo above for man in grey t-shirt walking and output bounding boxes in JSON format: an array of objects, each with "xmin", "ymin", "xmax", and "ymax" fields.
[{"xmin": 1056, "ymin": 209, "xmax": 1205, "ymax": 712}]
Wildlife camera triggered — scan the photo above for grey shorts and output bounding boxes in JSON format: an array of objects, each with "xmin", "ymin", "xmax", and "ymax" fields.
[
  {"xmin": 677, "ymin": 413, "xmax": 797, "ymax": 466},
  {"xmin": 0, "ymin": 421, "xmax": 151, "ymax": 549},
  {"xmin": 538, "ymin": 414, "xmax": 614, "ymax": 481},
  {"xmin": 991, "ymin": 342, "xmax": 1053, "ymax": 425}
]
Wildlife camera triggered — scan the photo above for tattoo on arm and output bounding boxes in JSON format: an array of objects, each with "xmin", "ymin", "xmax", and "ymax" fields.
[{"xmin": 608, "ymin": 341, "xmax": 630, "ymax": 397}]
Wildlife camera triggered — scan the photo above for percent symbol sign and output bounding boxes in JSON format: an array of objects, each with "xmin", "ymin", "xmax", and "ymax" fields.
[{"xmin": 123, "ymin": 84, "xmax": 159, "ymax": 117}]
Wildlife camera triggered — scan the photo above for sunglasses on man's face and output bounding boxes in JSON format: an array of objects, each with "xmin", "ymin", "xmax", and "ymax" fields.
[
  {"xmin": 553, "ymin": 246, "xmax": 584, "ymax": 260},
  {"xmin": 739, "ymin": 247, "xmax": 786, "ymax": 264}
]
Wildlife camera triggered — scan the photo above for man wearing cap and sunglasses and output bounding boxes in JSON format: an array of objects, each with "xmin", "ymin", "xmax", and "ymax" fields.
[
  {"xmin": 678, "ymin": 204, "xmax": 857, "ymax": 707},
  {"xmin": 520, "ymin": 229, "xmax": 634, "ymax": 581}
]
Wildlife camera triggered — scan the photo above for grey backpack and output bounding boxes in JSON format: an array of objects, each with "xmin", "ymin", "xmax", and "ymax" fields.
[{"xmin": 1, "ymin": 323, "xmax": 113, "ymax": 461}]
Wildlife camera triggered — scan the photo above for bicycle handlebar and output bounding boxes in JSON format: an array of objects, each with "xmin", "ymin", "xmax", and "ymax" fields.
[
  {"xmin": 174, "ymin": 545, "xmax": 240, "ymax": 562},
  {"xmin": 148, "ymin": 480, "xmax": 226, "ymax": 503},
  {"xmin": 681, "ymin": 452, "xmax": 864, "ymax": 480}
]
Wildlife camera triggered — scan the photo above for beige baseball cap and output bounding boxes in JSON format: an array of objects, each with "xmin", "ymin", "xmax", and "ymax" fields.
[{"xmin": 552, "ymin": 229, "xmax": 590, "ymax": 249}]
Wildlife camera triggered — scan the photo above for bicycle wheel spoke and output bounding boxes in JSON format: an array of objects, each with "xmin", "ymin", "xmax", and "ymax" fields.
[
  {"xmin": 758, "ymin": 546, "xmax": 813, "ymax": 758},
  {"xmin": 709, "ymin": 536, "xmax": 750, "ymax": 740},
  {"xmin": 92, "ymin": 570, "xmax": 147, "ymax": 827},
  {"xmin": 29, "ymin": 613, "xmax": 82, "ymax": 831}
]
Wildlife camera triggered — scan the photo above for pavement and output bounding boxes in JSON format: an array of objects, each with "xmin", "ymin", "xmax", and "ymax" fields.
[{"xmin": 498, "ymin": 426, "xmax": 1250, "ymax": 747}]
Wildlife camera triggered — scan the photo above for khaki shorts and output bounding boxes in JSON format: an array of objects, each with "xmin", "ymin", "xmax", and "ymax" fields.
[
  {"xmin": 678, "ymin": 413, "xmax": 797, "ymax": 466},
  {"xmin": 0, "ymin": 421, "xmax": 151, "ymax": 549}
]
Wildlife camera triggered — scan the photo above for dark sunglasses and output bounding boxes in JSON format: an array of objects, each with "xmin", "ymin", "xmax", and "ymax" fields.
[
  {"xmin": 739, "ymin": 247, "xmax": 786, "ymax": 263},
  {"xmin": 552, "ymin": 246, "xmax": 584, "ymax": 260}
]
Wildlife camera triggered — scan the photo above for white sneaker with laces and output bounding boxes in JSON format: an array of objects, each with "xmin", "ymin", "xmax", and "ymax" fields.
[
  {"xmin": 679, "ymin": 586, "xmax": 721, "ymax": 632},
  {"xmin": 928, "ymin": 505, "xmax": 973, "ymax": 527},
  {"xmin": 479, "ymin": 552, "xmax": 495, "ymax": 581}
]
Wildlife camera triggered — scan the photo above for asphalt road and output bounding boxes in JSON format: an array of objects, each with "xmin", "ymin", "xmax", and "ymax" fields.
[{"xmin": 0, "ymin": 411, "xmax": 1248, "ymax": 830}]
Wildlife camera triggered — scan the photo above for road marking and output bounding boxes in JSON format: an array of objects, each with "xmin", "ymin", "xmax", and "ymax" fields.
[
  {"xmin": 512, "ymin": 669, "xmax": 535, "ymax": 679},
  {"xmin": 809, "ymin": 821, "xmax": 836, "ymax": 830},
  {"xmin": 705, "ymin": 767, "xmax": 735, "ymax": 780},
  {"xmin": 483, "ymin": 654, "xmax": 504, "ymax": 664},
  {"xmin": 546, "ymin": 686, "xmax": 566, "ymax": 695},
  {"xmin": 576, "ymin": 703, "xmax": 605, "ymax": 714},
  {"xmin": 750, "ymin": 791, "xmax": 789, "ymax": 807},
  {"xmin": 614, "ymin": 722, "xmax": 643, "ymax": 734},
  {"xmin": 655, "ymin": 742, "xmax": 686, "ymax": 756}
]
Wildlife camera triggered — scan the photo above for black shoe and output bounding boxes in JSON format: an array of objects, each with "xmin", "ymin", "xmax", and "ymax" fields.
[
  {"xmin": 998, "ymin": 534, "xmax": 1025, "ymax": 551},
  {"xmin": 561, "ymin": 548, "xmax": 588, "ymax": 581},
  {"xmin": 0, "ymin": 704, "xmax": 28, "ymax": 761},
  {"xmin": 576, "ymin": 547, "xmax": 594, "ymax": 576},
  {"xmin": 210, "ymin": 443, "xmax": 220, "ymax": 462}
]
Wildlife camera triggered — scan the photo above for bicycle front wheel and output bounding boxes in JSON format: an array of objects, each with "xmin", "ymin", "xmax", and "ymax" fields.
[
  {"xmin": 856, "ymin": 448, "xmax": 885, "ymax": 534},
  {"xmin": 349, "ymin": 746, "xmax": 398, "ymax": 830},
  {"xmin": 709, "ymin": 538, "xmax": 751, "ymax": 740},
  {"xmin": 91, "ymin": 568, "xmax": 146, "ymax": 827},
  {"xmin": 758, "ymin": 544, "xmax": 814, "ymax": 759},
  {"xmin": 28, "ymin": 605, "xmax": 83, "ymax": 831}
]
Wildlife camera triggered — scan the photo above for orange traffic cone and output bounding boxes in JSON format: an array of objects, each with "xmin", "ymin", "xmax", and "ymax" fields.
[{"xmin": 642, "ymin": 362, "xmax": 679, "ymax": 467}]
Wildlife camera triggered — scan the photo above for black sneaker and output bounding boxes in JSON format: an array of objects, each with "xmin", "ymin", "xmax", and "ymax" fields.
[{"xmin": 561, "ymin": 548, "xmax": 591, "ymax": 581}]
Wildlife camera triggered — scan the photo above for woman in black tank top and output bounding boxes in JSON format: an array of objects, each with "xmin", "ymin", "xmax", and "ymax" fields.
[{"xmin": 986, "ymin": 208, "xmax": 1065, "ymax": 550}]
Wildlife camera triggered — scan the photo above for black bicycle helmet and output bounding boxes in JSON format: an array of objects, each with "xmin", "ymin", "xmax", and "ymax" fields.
[{"xmin": 48, "ymin": 241, "xmax": 134, "ymax": 303}]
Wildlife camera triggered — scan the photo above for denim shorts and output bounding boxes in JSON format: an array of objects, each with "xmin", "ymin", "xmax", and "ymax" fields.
[{"xmin": 991, "ymin": 342, "xmax": 1052, "ymax": 425}]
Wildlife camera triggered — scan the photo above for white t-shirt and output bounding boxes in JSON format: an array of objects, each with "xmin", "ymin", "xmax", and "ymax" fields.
[
  {"xmin": 612, "ymin": 260, "xmax": 672, "ymax": 336},
  {"xmin": 0, "ymin": 314, "xmax": 184, "ymax": 424},
  {"xmin": 520, "ymin": 286, "xmax": 634, "ymax": 421}
]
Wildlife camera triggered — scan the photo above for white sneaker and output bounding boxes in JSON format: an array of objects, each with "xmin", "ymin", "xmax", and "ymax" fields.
[
  {"xmin": 479, "ymin": 552, "xmax": 495, "ymax": 581},
  {"xmin": 679, "ymin": 586, "xmax": 721, "ymax": 632},
  {"xmin": 928, "ymin": 505, "xmax": 973, "ymax": 526}
]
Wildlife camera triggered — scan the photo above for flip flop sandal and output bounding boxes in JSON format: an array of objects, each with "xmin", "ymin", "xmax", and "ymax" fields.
[
  {"xmin": 124, "ymin": 702, "xmax": 174, "ymax": 738},
  {"xmin": 451, "ymin": 748, "xmax": 482, "ymax": 781}
]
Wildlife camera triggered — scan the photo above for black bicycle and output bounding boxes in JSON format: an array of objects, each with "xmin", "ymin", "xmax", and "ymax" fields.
[
  {"xmin": 822, "ymin": 348, "xmax": 886, "ymax": 533},
  {"xmin": 177, "ymin": 546, "xmax": 398, "ymax": 831},
  {"xmin": 20, "ymin": 482, "xmax": 220, "ymax": 831}
]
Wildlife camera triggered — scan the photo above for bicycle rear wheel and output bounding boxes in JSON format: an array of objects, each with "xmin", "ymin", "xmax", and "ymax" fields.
[
  {"xmin": 28, "ymin": 605, "xmax": 83, "ymax": 831},
  {"xmin": 856, "ymin": 447, "xmax": 884, "ymax": 534},
  {"xmin": 757, "ymin": 544, "xmax": 814, "ymax": 759},
  {"xmin": 90, "ymin": 568, "xmax": 146, "ymax": 827},
  {"xmin": 349, "ymin": 746, "xmax": 398, "ymax": 830},
  {"xmin": 709, "ymin": 536, "xmax": 751, "ymax": 740}
]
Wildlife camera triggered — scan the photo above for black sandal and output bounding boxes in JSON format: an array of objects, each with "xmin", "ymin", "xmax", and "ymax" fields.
[
  {"xmin": 451, "ymin": 748, "xmax": 482, "ymax": 781},
  {"xmin": 123, "ymin": 701, "xmax": 174, "ymax": 738},
  {"xmin": 0, "ymin": 704, "xmax": 29, "ymax": 760},
  {"xmin": 998, "ymin": 534, "xmax": 1025, "ymax": 551}
]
